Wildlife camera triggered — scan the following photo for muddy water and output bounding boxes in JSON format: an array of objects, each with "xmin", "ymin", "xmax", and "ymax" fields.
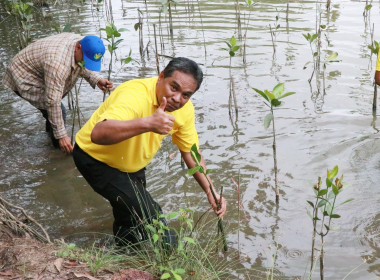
[{"xmin": 1, "ymin": 0, "xmax": 380, "ymax": 279}]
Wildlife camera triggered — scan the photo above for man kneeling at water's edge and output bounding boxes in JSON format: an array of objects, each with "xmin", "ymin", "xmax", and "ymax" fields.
[{"xmin": 73, "ymin": 57, "xmax": 227, "ymax": 247}]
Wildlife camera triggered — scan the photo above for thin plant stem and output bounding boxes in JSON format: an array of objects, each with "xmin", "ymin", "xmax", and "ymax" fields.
[
  {"xmin": 271, "ymin": 106, "xmax": 279, "ymax": 203},
  {"xmin": 201, "ymin": 173, "xmax": 227, "ymax": 252},
  {"xmin": 373, "ymin": 82, "xmax": 377, "ymax": 113},
  {"xmin": 153, "ymin": 24, "xmax": 160, "ymax": 74}
]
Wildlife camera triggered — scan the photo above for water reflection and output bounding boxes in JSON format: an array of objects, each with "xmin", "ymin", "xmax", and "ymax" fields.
[{"xmin": 0, "ymin": 0, "xmax": 380, "ymax": 278}]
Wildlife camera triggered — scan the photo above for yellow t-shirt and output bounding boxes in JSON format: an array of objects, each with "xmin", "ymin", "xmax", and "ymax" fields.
[
  {"xmin": 75, "ymin": 77, "xmax": 199, "ymax": 173},
  {"xmin": 377, "ymin": 49, "xmax": 380, "ymax": 71}
]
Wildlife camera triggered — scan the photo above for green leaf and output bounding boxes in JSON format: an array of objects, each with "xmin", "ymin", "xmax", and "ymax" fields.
[
  {"xmin": 272, "ymin": 83, "xmax": 284, "ymax": 98},
  {"xmin": 320, "ymin": 24, "xmax": 326, "ymax": 29},
  {"xmin": 145, "ymin": 224, "xmax": 156, "ymax": 233},
  {"xmin": 327, "ymin": 166, "xmax": 338, "ymax": 180},
  {"xmin": 340, "ymin": 198, "xmax": 354, "ymax": 205},
  {"xmin": 327, "ymin": 52, "xmax": 338, "ymax": 62},
  {"xmin": 229, "ymin": 51, "xmax": 235, "ymax": 57},
  {"xmin": 123, "ymin": 57, "xmax": 132, "ymax": 64},
  {"xmin": 271, "ymin": 99, "xmax": 281, "ymax": 107},
  {"xmin": 62, "ymin": 24, "xmax": 72, "ymax": 32},
  {"xmin": 206, "ymin": 169, "xmax": 212, "ymax": 175},
  {"xmin": 167, "ymin": 212, "xmax": 179, "ymax": 219},
  {"xmin": 324, "ymin": 224, "xmax": 330, "ymax": 231},
  {"xmin": 173, "ymin": 273, "xmax": 182, "ymax": 280},
  {"xmin": 332, "ymin": 183, "xmax": 339, "ymax": 195},
  {"xmin": 265, "ymin": 90, "xmax": 275, "ymax": 101},
  {"xmin": 278, "ymin": 91, "xmax": 296, "ymax": 100},
  {"xmin": 161, "ymin": 273, "xmax": 171, "ymax": 279},
  {"xmin": 264, "ymin": 113, "xmax": 273, "ymax": 130},
  {"xmin": 326, "ymin": 178, "xmax": 332, "ymax": 188},
  {"xmin": 230, "ymin": 35, "xmax": 237, "ymax": 46},
  {"xmin": 175, "ymin": 268, "xmax": 186, "ymax": 274},
  {"xmin": 252, "ymin": 88, "xmax": 269, "ymax": 102},
  {"xmin": 153, "ymin": 234, "xmax": 159, "ymax": 243},
  {"xmin": 330, "ymin": 214, "xmax": 341, "ymax": 218},
  {"xmin": 183, "ymin": 237, "xmax": 196, "ymax": 244},
  {"xmin": 232, "ymin": 45, "xmax": 240, "ymax": 52},
  {"xmin": 190, "ymin": 144, "xmax": 201, "ymax": 164},
  {"xmin": 307, "ymin": 200, "xmax": 314, "ymax": 208},
  {"xmin": 318, "ymin": 189, "xmax": 328, "ymax": 196},
  {"xmin": 365, "ymin": 4, "xmax": 372, "ymax": 11},
  {"xmin": 187, "ymin": 166, "xmax": 199, "ymax": 176},
  {"xmin": 317, "ymin": 199, "xmax": 327, "ymax": 208}
]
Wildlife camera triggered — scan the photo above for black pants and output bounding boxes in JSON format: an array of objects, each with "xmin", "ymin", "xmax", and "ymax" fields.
[{"xmin": 72, "ymin": 144, "xmax": 176, "ymax": 247}]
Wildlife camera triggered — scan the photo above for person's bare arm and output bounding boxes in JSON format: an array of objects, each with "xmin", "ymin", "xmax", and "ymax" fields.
[
  {"xmin": 375, "ymin": 71, "xmax": 380, "ymax": 86},
  {"xmin": 181, "ymin": 150, "xmax": 227, "ymax": 217},
  {"xmin": 91, "ymin": 97, "xmax": 174, "ymax": 145}
]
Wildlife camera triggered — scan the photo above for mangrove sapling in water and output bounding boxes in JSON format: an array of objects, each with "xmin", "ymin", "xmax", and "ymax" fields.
[
  {"xmin": 3, "ymin": 0, "xmax": 35, "ymax": 49},
  {"xmin": 223, "ymin": 35, "xmax": 240, "ymax": 130},
  {"xmin": 242, "ymin": 0, "xmax": 254, "ymax": 64},
  {"xmin": 269, "ymin": 14, "xmax": 280, "ymax": 58},
  {"xmin": 187, "ymin": 144, "xmax": 228, "ymax": 252},
  {"xmin": 100, "ymin": 21, "xmax": 127, "ymax": 101},
  {"xmin": 127, "ymin": 208, "xmax": 230, "ymax": 279},
  {"xmin": 307, "ymin": 166, "xmax": 353, "ymax": 280},
  {"xmin": 252, "ymin": 83, "xmax": 295, "ymax": 203},
  {"xmin": 160, "ymin": 0, "xmax": 178, "ymax": 37},
  {"xmin": 368, "ymin": 40, "xmax": 379, "ymax": 113}
]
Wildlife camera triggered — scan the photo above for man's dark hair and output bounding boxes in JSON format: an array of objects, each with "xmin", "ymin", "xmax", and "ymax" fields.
[{"xmin": 163, "ymin": 57, "xmax": 203, "ymax": 91}]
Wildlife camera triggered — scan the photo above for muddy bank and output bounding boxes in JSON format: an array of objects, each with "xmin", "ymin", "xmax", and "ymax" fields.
[{"xmin": 0, "ymin": 222, "xmax": 155, "ymax": 280}]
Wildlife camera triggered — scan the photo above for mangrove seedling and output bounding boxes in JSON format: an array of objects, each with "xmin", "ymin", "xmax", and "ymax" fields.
[
  {"xmin": 100, "ymin": 21, "xmax": 127, "ymax": 100},
  {"xmin": 242, "ymin": 0, "xmax": 254, "ymax": 64},
  {"xmin": 3, "ymin": 0, "xmax": 34, "ymax": 49},
  {"xmin": 368, "ymin": 40, "xmax": 379, "ymax": 112},
  {"xmin": 161, "ymin": 0, "xmax": 178, "ymax": 37},
  {"xmin": 223, "ymin": 35, "xmax": 241, "ymax": 129},
  {"xmin": 187, "ymin": 144, "xmax": 227, "ymax": 252},
  {"xmin": 252, "ymin": 83, "xmax": 295, "ymax": 203},
  {"xmin": 307, "ymin": 166, "xmax": 353, "ymax": 280},
  {"xmin": 269, "ymin": 14, "xmax": 280, "ymax": 57}
]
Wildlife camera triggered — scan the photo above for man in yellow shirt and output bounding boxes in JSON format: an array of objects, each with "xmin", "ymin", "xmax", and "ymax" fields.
[
  {"xmin": 73, "ymin": 57, "xmax": 226, "ymax": 246},
  {"xmin": 376, "ymin": 48, "xmax": 380, "ymax": 86}
]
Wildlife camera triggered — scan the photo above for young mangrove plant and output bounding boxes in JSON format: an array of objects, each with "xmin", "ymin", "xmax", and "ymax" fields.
[
  {"xmin": 242, "ymin": 0, "xmax": 254, "ymax": 64},
  {"xmin": 368, "ymin": 40, "xmax": 379, "ymax": 113},
  {"xmin": 161, "ymin": 0, "xmax": 178, "ymax": 37},
  {"xmin": 3, "ymin": 0, "xmax": 35, "ymax": 49},
  {"xmin": 100, "ymin": 21, "xmax": 127, "ymax": 100},
  {"xmin": 124, "ymin": 207, "xmax": 231, "ymax": 279},
  {"xmin": 252, "ymin": 83, "xmax": 295, "ymax": 203},
  {"xmin": 223, "ymin": 35, "xmax": 241, "ymax": 130},
  {"xmin": 307, "ymin": 166, "xmax": 354, "ymax": 280},
  {"xmin": 188, "ymin": 144, "xmax": 228, "ymax": 252},
  {"xmin": 269, "ymin": 13, "xmax": 280, "ymax": 58}
]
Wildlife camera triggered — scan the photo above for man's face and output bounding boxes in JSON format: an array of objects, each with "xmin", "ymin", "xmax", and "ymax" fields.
[{"xmin": 156, "ymin": 70, "xmax": 198, "ymax": 112}]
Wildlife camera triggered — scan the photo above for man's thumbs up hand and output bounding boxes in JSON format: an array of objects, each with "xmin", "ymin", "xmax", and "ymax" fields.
[{"xmin": 149, "ymin": 97, "xmax": 175, "ymax": 135}]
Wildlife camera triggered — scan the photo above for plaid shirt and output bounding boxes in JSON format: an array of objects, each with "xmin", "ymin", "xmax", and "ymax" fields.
[{"xmin": 2, "ymin": 33, "xmax": 102, "ymax": 139}]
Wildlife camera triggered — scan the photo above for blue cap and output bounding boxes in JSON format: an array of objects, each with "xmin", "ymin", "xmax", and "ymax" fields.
[{"xmin": 80, "ymin": 35, "xmax": 105, "ymax": 71}]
